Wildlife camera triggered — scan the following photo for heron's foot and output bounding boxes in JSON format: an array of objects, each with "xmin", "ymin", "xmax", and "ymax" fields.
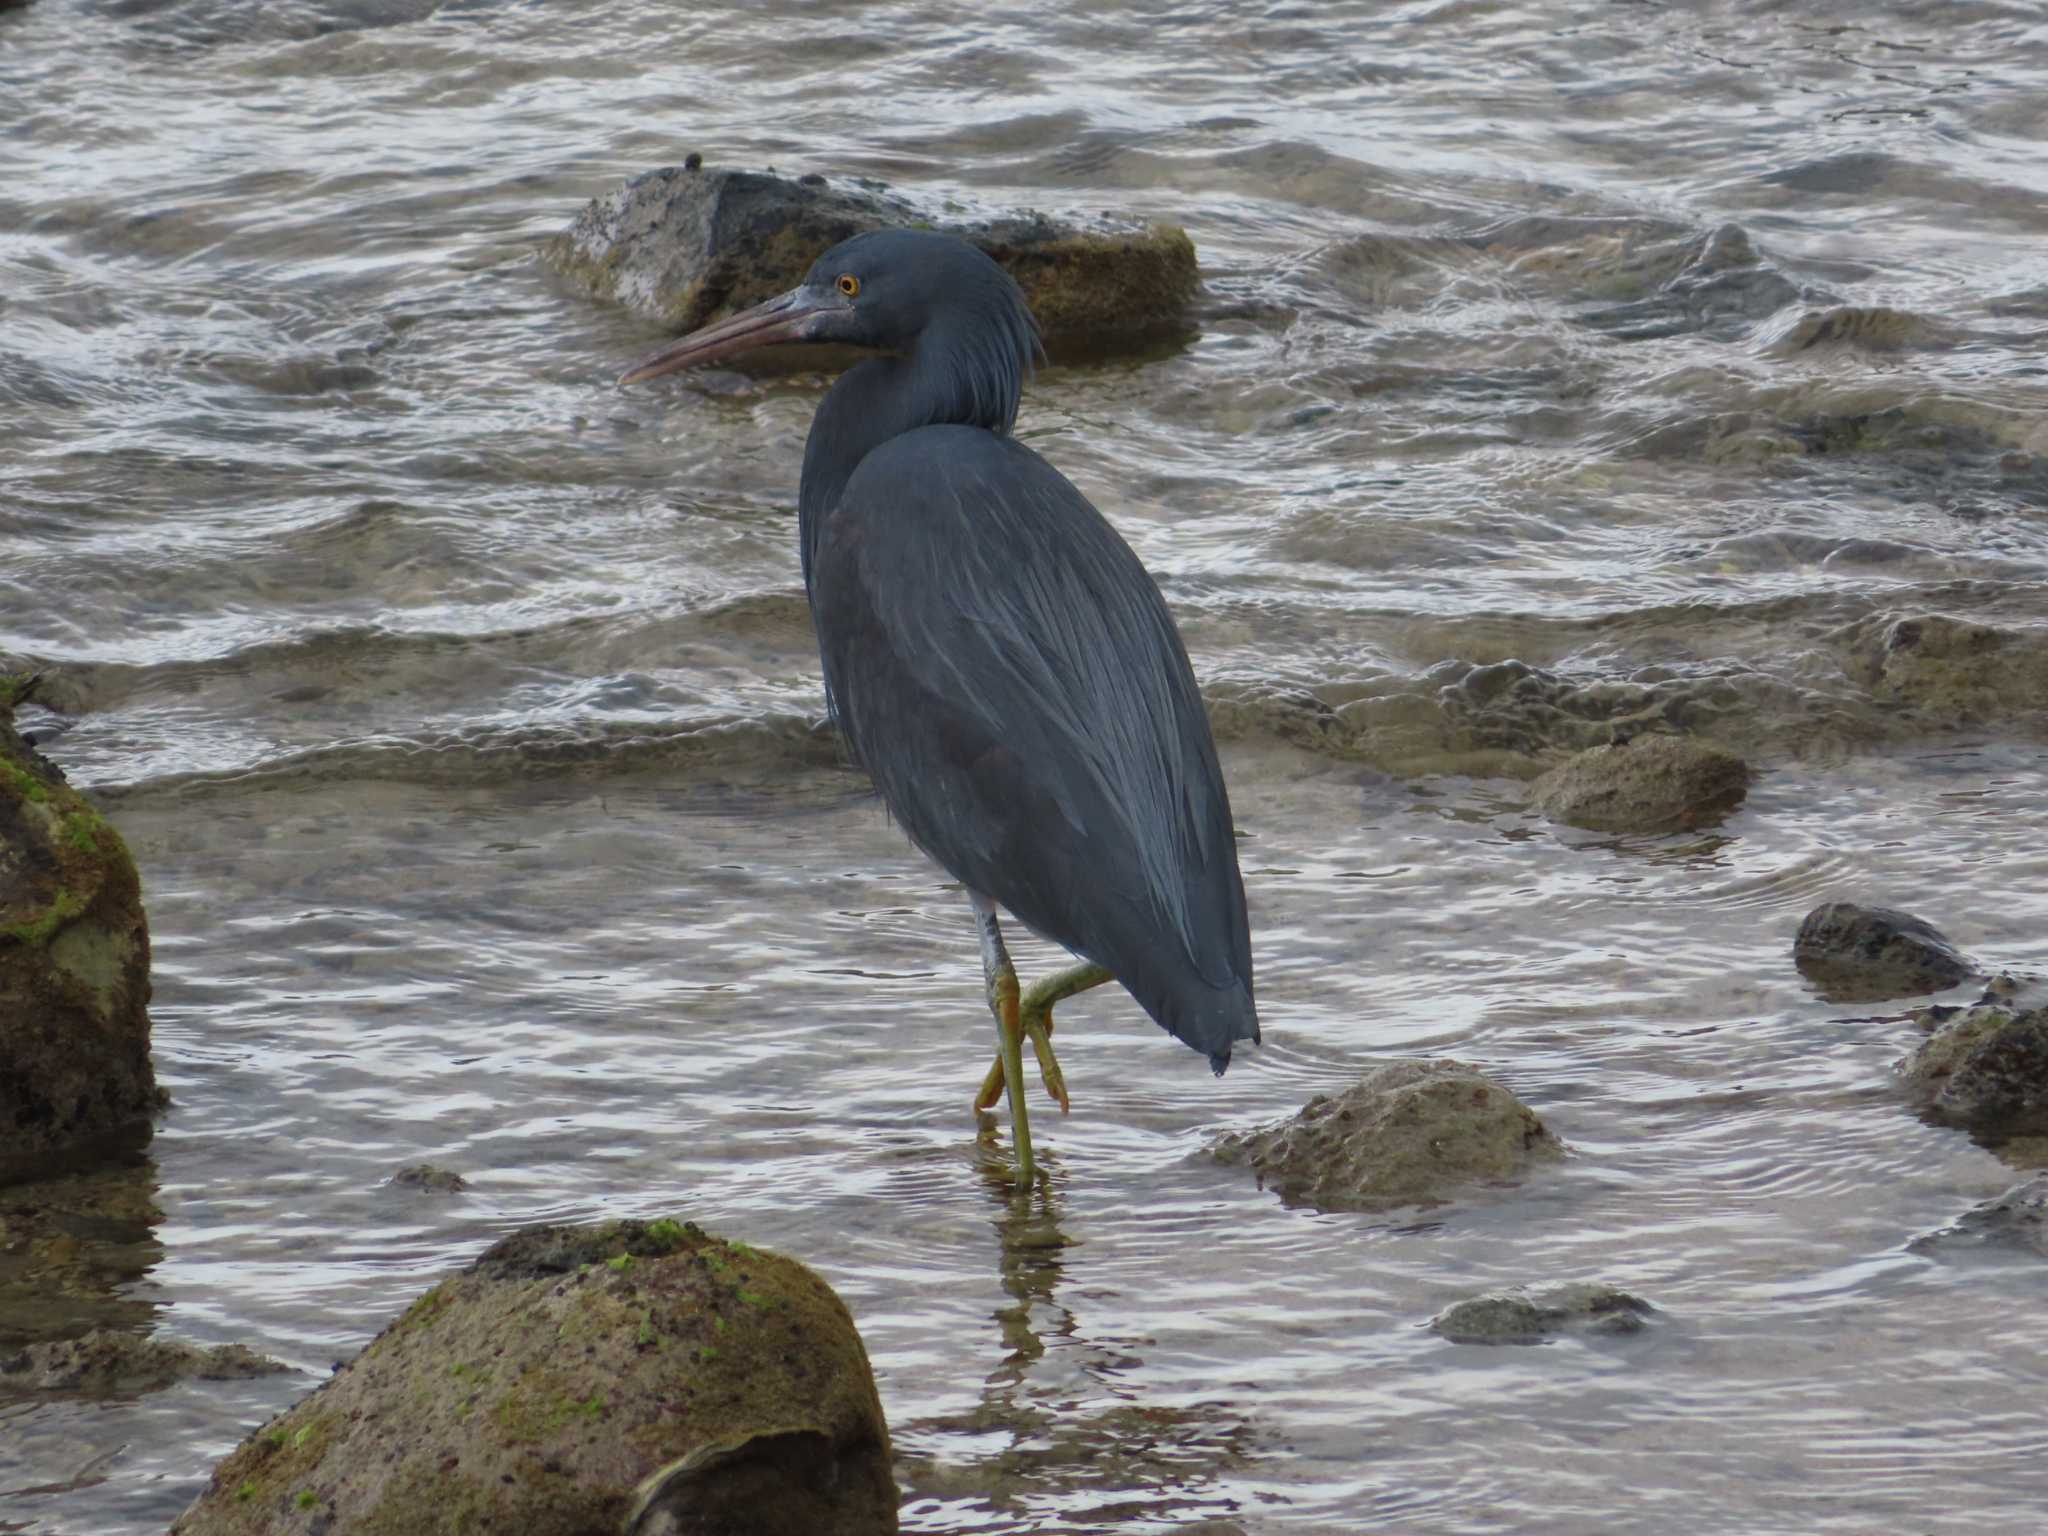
[
  {"xmin": 973, "ymin": 963, "xmax": 1113, "ymax": 1115},
  {"xmin": 974, "ymin": 989, "xmax": 1068, "ymax": 1114}
]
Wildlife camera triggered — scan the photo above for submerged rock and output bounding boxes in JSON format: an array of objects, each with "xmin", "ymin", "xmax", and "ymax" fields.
[
  {"xmin": 1908, "ymin": 1176, "xmax": 2048, "ymax": 1261},
  {"xmin": 1846, "ymin": 613, "xmax": 2048, "ymax": 729},
  {"xmin": 546, "ymin": 164, "xmax": 1198, "ymax": 358},
  {"xmin": 1528, "ymin": 732, "xmax": 1748, "ymax": 833},
  {"xmin": 1, "ymin": 676, "xmax": 158, "ymax": 1182},
  {"xmin": 172, "ymin": 1217, "xmax": 896, "ymax": 1536},
  {"xmin": 1900, "ymin": 992, "xmax": 2048, "ymax": 1148},
  {"xmin": 1210, "ymin": 1060, "xmax": 1563, "ymax": 1214},
  {"xmin": 1565, "ymin": 222, "xmax": 1803, "ymax": 343},
  {"xmin": 0, "ymin": 1327, "xmax": 291, "ymax": 1396},
  {"xmin": 1430, "ymin": 1283, "xmax": 1653, "ymax": 1345},
  {"xmin": 1794, "ymin": 902, "xmax": 1976, "ymax": 1003},
  {"xmin": 1770, "ymin": 304, "xmax": 1957, "ymax": 355}
]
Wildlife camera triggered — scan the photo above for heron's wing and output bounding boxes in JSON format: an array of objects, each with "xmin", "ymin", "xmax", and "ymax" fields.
[{"xmin": 810, "ymin": 426, "xmax": 1255, "ymax": 1058}]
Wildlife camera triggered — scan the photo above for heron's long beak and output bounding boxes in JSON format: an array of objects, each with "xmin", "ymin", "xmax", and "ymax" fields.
[{"xmin": 617, "ymin": 286, "xmax": 835, "ymax": 386}]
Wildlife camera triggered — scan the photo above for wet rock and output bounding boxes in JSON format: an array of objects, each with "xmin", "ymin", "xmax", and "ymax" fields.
[
  {"xmin": 1430, "ymin": 1283, "xmax": 1653, "ymax": 1345},
  {"xmin": 1900, "ymin": 993, "xmax": 2048, "ymax": 1147},
  {"xmin": 1846, "ymin": 613, "xmax": 2048, "ymax": 728},
  {"xmin": 1528, "ymin": 732, "xmax": 1748, "ymax": 833},
  {"xmin": 172, "ymin": 1217, "xmax": 895, "ymax": 1536},
  {"xmin": 388, "ymin": 1163, "xmax": 468, "ymax": 1192},
  {"xmin": 546, "ymin": 164, "xmax": 1198, "ymax": 358},
  {"xmin": 1908, "ymin": 1176, "xmax": 2048, "ymax": 1260},
  {"xmin": 1210, "ymin": 1060, "xmax": 1563, "ymax": 1214},
  {"xmin": 1, "ymin": 676, "xmax": 158, "ymax": 1183},
  {"xmin": 0, "ymin": 1327, "xmax": 291, "ymax": 1396},
  {"xmin": 1794, "ymin": 902, "xmax": 1976, "ymax": 1003}
]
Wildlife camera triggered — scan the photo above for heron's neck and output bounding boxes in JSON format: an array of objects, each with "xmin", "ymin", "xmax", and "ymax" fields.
[{"xmin": 797, "ymin": 334, "xmax": 1023, "ymax": 591}]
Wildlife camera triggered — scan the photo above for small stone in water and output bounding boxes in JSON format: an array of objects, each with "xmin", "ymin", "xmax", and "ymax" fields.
[
  {"xmin": 1431, "ymin": 1283, "xmax": 1653, "ymax": 1346},
  {"xmin": 388, "ymin": 1164, "xmax": 469, "ymax": 1193}
]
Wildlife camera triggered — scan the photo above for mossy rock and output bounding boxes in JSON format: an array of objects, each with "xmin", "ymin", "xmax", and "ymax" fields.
[
  {"xmin": 1847, "ymin": 613, "xmax": 2048, "ymax": 728},
  {"xmin": 1900, "ymin": 998, "xmax": 2048, "ymax": 1152},
  {"xmin": 171, "ymin": 1218, "xmax": 897, "ymax": 1536},
  {"xmin": 544, "ymin": 164, "xmax": 1197, "ymax": 360},
  {"xmin": 1529, "ymin": 732, "xmax": 1749, "ymax": 833},
  {"xmin": 1210, "ymin": 1059, "xmax": 1564, "ymax": 1213},
  {"xmin": 1, "ymin": 678, "xmax": 157, "ymax": 1183}
]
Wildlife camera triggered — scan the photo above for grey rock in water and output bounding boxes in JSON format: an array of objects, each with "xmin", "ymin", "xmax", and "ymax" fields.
[
  {"xmin": 1908, "ymin": 1176, "xmax": 2048, "ymax": 1260},
  {"xmin": 1430, "ymin": 1283, "xmax": 1653, "ymax": 1345},
  {"xmin": 387, "ymin": 1162, "xmax": 469, "ymax": 1193},
  {"xmin": 1794, "ymin": 902, "xmax": 1976, "ymax": 1003},
  {"xmin": 546, "ymin": 164, "xmax": 1198, "ymax": 358},
  {"xmin": 1900, "ymin": 991, "xmax": 2048, "ymax": 1149},
  {"xmin": 0, "ymin": 1328, "xmax": 292, "ymax": 1396},
  {"xmin": 1528, "ymin": 732, "xmax": 1748, "ymax": 833},
  {"xmin": 171, "ymin": 1218, "xmax": 896, "ymax": 1536},
  {"xmin": 1, "ymin": 676, "xmax": 160, "ymax": 1183},
  {"xmin": 1210, "ymin": 1059, "xmax": 1564, "ymax": 1213}
]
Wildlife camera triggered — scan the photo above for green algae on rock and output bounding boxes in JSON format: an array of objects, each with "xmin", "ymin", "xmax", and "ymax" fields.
[
  {"xmin": 170, "ymin": 1218, "xmax": 897, "ymax": 1536},
  {"xmin": 1210, "ymin": 1059, "xmax": 1564, "ymax": 1214},
  {"xmin": 1, "ymin": 679, "xmax": 157, "ymax": 1183},
  {"xmin": 544, "ymin": 163, "xmax": 1198, "ymax": 359},
  {"xmin": 1528, "ymin": 732, "xmax": 1749, "ymax": 834}
]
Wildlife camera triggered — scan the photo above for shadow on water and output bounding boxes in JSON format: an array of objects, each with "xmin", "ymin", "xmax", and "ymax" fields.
[
  {"xmin": 0, "ymin": 1151, "xmax": 165, "ymax": 1350},
  {"xmin": 894, "ymin": 1140, "xmax": 1261, "ymax": 1532}
]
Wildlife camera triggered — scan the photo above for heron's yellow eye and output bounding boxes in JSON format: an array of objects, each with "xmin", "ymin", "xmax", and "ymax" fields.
[{"xmin": 836, "ymin": 274, "xmax": 860, "ymax": 298}]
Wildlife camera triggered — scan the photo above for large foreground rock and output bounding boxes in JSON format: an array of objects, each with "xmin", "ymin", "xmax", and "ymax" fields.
[
  {"xmin": 546, "ymin": 164, "xmax": 1198, "ymax": 357},
  {"xmin": 1210, "ymin": 1060, "xmax": 1564, "ymax": 1213},
  {"xmin": 1528, "ymin": 733, "xmax": 1748, "ymax": 833},
  {"xmin": 1, "ymin": 677, "xmax": 157, "ymax": 1181},
  {"xmin": 173, "ymin": 1218, "xmax": 896, "ymax": 1536},
  {"xmin": 1900, "ymin": 990, "xmax": 2048, "ymax": 1149},
  {"xmin": 1794, "ymin": 901, "xmax": 1976, "ymax": 1002}
]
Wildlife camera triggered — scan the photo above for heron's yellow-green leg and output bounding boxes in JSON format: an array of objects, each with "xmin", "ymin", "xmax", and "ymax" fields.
[
  {"xmin": 972, "ymin": 892, "xmax": 1035, "ymax": 1173},
  {"xmin": 992, "ymin": 968, "xmax": 1035, "ymax": 1176}
]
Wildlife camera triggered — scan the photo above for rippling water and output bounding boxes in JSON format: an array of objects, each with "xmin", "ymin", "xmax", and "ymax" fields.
[{"xmin": 5, "ymin": 0, "xmax": 2048, "ymax": 1530}]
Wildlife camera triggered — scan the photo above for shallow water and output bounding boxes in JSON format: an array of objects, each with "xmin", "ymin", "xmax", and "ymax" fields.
[{"xmin": 5, "ymin": 0, "xmax": 2048, "ymax": 1529}]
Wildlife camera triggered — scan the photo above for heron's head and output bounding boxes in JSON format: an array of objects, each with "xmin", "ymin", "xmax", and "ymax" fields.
[{"xmin": 619, "ymin": 229, "xmax": 1040, "ymax": 426}]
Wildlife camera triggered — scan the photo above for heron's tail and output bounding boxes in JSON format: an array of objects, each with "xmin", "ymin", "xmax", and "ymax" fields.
[{"xmin": 1156, "ymin": 977, "xmax": 1260, "ymax": 1076}]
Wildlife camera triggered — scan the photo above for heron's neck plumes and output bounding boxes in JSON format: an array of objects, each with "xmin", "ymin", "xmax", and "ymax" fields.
[{"xmin": 797, "ymin": 284, "xmax": 1040, "ymax": 589}]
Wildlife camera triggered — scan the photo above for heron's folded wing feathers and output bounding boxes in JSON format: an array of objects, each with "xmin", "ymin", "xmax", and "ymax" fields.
[{"xmin": 811, "ymin": 427, "xmax": 1249, "ymax": 999}]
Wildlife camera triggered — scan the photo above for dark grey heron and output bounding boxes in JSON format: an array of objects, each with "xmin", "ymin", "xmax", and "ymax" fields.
[{"xmin": 621, "ymin": 229, "xmax": 1257, "ymax": 1175}]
